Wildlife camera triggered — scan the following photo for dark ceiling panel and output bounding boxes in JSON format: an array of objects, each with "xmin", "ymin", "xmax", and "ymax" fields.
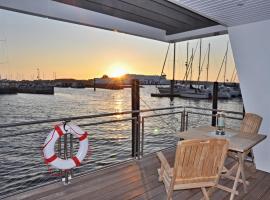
[{"xmin": 54, "ymin": 0, "xmax": 219, "ymax": 35}]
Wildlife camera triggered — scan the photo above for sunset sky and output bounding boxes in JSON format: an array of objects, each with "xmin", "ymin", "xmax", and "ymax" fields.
[{"xmin": 0, "ymin": 9, "xmax": 237, "ymax": 82}]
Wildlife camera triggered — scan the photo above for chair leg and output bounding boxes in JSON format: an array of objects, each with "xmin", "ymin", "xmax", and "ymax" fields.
[
  {"xmin": 201, "ymin": 187, "xmax": 210, "ymax": 200},
  {"xmin": 158, "ymin": 167, "xmax": 164, "ymax": 182},
  {"xmin": 166, "ymin": 183, "xmax": 174, "ymax": 200},
  {"xmin": 250, "ymin": 149, "xmax": 257, "ymax": 172}
]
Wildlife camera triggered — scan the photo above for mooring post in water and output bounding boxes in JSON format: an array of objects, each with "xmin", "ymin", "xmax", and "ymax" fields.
[
  {"xmin": 93, "ymin": 78, "xmax": 96, "ymax": 91},
  {"xmin": 170, "ymin": 80, "xmax": 174, "ymax": 101},
  {"xmin": 131, "ymin": 79, "xmax": 140, "ymax": 158},
  {"xmin": 212, "ymin": 82, "xmax": 218, "ymax": 126}
]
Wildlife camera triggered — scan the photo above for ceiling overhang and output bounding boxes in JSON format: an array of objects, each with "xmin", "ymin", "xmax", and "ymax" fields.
[
  {"xmin": 0, "ymin": 0, "xmax": 227, "ymax": 42},
  {"xmin": 53, "ymin": 0, "xmax": 219, "ymax": 35}
]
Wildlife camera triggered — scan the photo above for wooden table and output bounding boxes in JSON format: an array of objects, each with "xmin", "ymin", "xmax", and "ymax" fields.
[{"xmin": 178, "ymin": 126, "xmax": 267, "ymax": 200}]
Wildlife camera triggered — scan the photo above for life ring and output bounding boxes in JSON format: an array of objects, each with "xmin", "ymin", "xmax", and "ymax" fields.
[{"xmin": 43, "ymin": 123, "xmax": 88, "ymax": 170}]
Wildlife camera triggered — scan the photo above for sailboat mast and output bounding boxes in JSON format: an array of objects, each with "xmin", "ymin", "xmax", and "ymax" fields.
[
  {"xmin": 230, "ymin": 68, "xmax": 236, "ymax": 82},
  {"xmin": 224, "ymin": 42, "xmax": 229, "ymax": 83},
  {"xmin": 198, "ymin": 39, "xmax": 202, "ymax": 82},
  {"xmin": 37, "ymin": 68, "xmax": 40, "ymax": 80},
  {"xmin": 207, "ymin": 43, "xmax": 210, "ymax": 82},
  {"xmin": 190, "ymin": 48, "xmax": 194, "ymax": 82},
  {"xmin": 161, "ymin": 43, "xmax": 170, "ymax": 77},
  {"xmin": 185, "ymin": 42, "xmax": 189, "ymax": 83},
  {"xmin": 173, "ymin": 42, "xmax": 176, "ymax": 82}
]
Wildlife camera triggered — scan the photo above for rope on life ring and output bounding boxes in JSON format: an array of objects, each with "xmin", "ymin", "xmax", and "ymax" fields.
[{"xmin": 43, "ymin": 123, "xmax": 88, "ymax": 170}]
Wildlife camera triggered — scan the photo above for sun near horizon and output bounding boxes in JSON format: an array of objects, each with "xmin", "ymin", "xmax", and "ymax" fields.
[{"xmin": 108, "ymin": 65, "xmax": 129, "ymax": 78}]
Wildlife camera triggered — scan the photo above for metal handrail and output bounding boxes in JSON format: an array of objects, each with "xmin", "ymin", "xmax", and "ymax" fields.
[
  {"xmin": 185, "ymin": 106, "xmax": 243, "ymax": 115},
  {"xmin": 186, "ymin": 111, "xmax": 243, "ymax": 121},
  {"xmin": 141, "ymin": 111, "xmax": 183, "ymax": 119},
  {"xmin": 0, "ymin": 117, "xmax": 137, "ymax": 139},
  {"xmin": 140, "ymin": 107, "xmax": 243, "ymax": 157},
  {"xmin": 0, "ymin": 105, "xmax": 243, "ymax": 129},
  {"xmin": 0, "ymin": 106, "xmax": 184, "ymax": 128}
]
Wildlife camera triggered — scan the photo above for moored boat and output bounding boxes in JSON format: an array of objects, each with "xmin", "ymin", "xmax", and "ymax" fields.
[{"xmin": 17, "ymin": 83, "xmax": 54, "ymax": 95}]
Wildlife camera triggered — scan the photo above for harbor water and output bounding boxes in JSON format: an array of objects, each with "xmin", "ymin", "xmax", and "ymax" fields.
[{"xmin": 0, "ymin": 86, "xmax": 243, "ymax": 197}]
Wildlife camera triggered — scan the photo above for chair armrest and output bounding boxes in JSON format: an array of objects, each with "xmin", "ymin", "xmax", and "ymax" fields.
[{"xmin": 157, "ymin": 151, "xmax": 172, "ymax": 176}]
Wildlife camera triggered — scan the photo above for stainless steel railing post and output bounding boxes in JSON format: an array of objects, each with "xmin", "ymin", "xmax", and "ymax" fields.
[
  {"xmin": 70, "ymin": 134, "xmax": 73, "ymax": 178},
  {"xmin": 137, "ymin": 115, "xmax": 141, "ymax": 159},
  {"xmin": 63, "ymin": 133, "xmax": 69, "ymax": 185},
  {"xmin": 57, "ymin": 134, "xmax": 62, "ymax": 177},
  {"xmin": 141, "ymin": 117, "xmax": 145, "ymax": 157}
]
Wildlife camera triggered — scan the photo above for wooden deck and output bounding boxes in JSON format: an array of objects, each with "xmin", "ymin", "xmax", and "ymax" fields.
[{"xmin": 6, "ymin": 148, "xmax": 270, "ymax": 200}]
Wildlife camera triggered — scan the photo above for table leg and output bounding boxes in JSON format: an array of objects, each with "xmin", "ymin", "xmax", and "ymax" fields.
[
  {"xmin": 230, "ymin": 163, "xmax": 241, "ymax": 200},
  {"xmin": 238, "ymin": 152, "xmax": 248, "ymax": 193}
]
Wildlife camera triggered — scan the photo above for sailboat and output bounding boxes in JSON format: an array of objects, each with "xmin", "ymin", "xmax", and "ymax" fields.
[
  {"xmin": 213, "ymin": 42, "xmax": 232, "ymax": 99},
  {"xmin": 157, "ymin": 40, "xmax": 212, "ymax": 99}
]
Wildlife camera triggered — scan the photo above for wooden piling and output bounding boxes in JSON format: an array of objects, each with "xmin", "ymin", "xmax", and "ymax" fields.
[
  {"xmin": 212, "ymin": 82, "xmax": 218, "ymax": 126},
  {"xmin": 93, "ymin": 78, "xmax": 96, "ymax": 91},
  {"xmin": 131, "ymin": 79, "xmax": 140, "ymax": 157},
  {"xmin": 170, "ymin": 80, "xmax": 174, "ymax": 101}
]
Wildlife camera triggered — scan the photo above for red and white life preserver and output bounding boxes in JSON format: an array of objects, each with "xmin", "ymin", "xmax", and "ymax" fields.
[{"xmin": 43, "ymin": 123, "xmax": 88, "ymax": 170}]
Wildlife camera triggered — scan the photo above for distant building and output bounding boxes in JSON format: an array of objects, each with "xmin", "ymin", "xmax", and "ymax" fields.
[
  {"xmin": 93, "ymin": 74, "xmax": 169, "ymax": 85},
  {"xmin": 121, "ymin": 74, "xmax": 168, "ymax": 85},
  {"xmin": 54, "ymin": 79, "xmax": 90, "ymax": 87}
]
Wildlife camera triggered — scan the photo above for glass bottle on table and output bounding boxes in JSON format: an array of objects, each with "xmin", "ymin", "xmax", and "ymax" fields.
[{"xmin": 216, "ymin": 112, "xmax": 225, "ymax": 135}]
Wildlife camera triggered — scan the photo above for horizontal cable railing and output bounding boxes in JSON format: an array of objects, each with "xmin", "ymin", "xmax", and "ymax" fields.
[
  {"xmin": 0, "ymin": 106, "xmax": 184, "ymax": 128},
  {"xmin": 0, "ymin": 106, "xmax": 243, "ymax": 199},
  {"xmin": 0, "ymin": 106, "xmax": 184, "ymax": 199}
]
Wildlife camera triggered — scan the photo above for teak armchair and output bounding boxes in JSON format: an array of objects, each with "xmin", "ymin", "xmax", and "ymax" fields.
[
  {"xmin": 157, "ymin": 139, "xmax": 229, "ymax": 200},
  {"xmin": 240, "ymin": 113, "xmax": 262, "ymax": 135},
  {"xmin": 228, "ymin": 112, "xmax": 262, "ymax": 168}
]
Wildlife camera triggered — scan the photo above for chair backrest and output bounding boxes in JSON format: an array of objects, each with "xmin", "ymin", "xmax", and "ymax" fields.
[
  {"xmin": 240, "ymin": 113, "xmax": 262, "ymax": 135},
  {"xmin": 173, "ymin": 139, "xmax": 229, "ymax": 184}
]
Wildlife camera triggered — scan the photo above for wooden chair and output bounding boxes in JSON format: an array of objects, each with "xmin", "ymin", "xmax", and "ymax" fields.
[
  {"xmin": 240, "ymin": 113, "xmax": 262, "ymax": 135},
  {"xmin": 230, "ymin": 113, "xmax": 262, "ymax": 167},
  {"xmin": 157, "ymin": 139, "xmax": 229, "ymax": 200}
]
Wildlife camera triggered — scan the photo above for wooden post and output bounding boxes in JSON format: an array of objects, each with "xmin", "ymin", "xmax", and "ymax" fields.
[
  {"xmin": 131, "ymin": 79, "xmax": 140, "ymax": 157},
  {"xmin": 93, "ymin": 78, "xmax": 96, "ymax": 91},
  {"xmin": 170, "ymin": 80, "xmax": 174, "ymax": 101},
  {"xmin": 212, "ymin": 82, "xmax": 218, "ymax": 126}
]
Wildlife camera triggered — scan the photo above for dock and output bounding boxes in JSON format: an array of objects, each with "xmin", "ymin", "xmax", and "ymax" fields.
[
  {"xmin": 151, "ymin": 93, "xmax": 180, "ymax": 98},
  {"xmin": 0, "ymin": 87, "xmax": 17, "ymax": 95},
  {"xmin": 5, "ymin": 148, "xmax": 270, "ymax": 200}
]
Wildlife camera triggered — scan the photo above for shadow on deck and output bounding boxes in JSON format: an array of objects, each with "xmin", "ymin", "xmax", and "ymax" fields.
[{"xmin": 6, "ymin": 148, "xmax": 270, "ymax": 200}]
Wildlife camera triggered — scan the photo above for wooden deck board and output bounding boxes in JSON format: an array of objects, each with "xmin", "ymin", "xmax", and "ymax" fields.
[{"xmin": 5, "ymin": 148, "xmax": 270, "ymax": 200}]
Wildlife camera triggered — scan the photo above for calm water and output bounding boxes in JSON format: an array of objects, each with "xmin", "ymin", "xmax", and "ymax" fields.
[{"xmin": 0, "ymin": 86, "xmax": 243, "ymax": 197}]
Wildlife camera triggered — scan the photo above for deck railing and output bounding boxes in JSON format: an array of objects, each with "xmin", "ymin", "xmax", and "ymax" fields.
[{"xmin": 0, "ymin": 106, "xmax": 243, "ymax": 199}]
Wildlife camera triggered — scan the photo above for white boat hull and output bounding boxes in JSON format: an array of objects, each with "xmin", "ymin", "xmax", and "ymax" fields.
[{"xmin": 157, "ymin": 85, "xmax": 211, "ymax": 99}]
